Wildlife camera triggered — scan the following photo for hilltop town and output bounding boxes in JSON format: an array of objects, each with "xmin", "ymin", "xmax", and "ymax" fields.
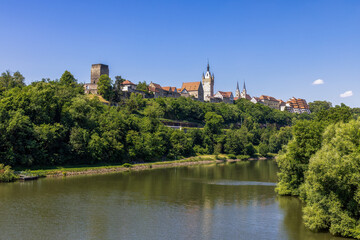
[{"xmin": 84, "ymin": 63, "xmax": 311, "ymax": 114}]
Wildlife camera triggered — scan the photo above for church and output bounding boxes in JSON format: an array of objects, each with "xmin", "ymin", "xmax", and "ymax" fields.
[{"xmin": 234, "ymin": 81, "xmax": 251, "ymax": 100}]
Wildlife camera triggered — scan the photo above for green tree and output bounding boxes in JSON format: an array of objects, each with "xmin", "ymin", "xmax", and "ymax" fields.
[
  {"xmin": 308, "ymin": 100, "xmax": 332, "ymax": 113},
  {"xmin": 0, "ymin": 71, "xmax": 25, "ymax": 94},
  {"xmin": 136, "ymin": 81, "xmax": 149, "ymax": 92},
  {"xmin": 315, "ymin": 104, "xmax": 352, "ymax": 124},
  {"xmin": 59, "ymin": 70, "xmax": 77, "ymax": 86},
  {"xmin": 97, "ymin": 74, "xmax": 113, "ymax": 100},
  {"xmin": 111, "ymin": 76, "xmax": 126, "ymax": 103},
  {"xmin": 302, "ymin": 120, "xmax": 360, "ymax": 239},
  {"xmin": 276, "ymin": 120, "xmax": 324, "ymax": 195},
  {"xmin": 204, "ymin": 112, "xmax": 224, "ymax": 135}
]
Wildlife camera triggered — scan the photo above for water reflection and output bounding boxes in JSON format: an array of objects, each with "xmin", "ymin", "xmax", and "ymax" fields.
[{"xmin": 0, "ymin": 160, "xmax": 348, "ymax": 240}]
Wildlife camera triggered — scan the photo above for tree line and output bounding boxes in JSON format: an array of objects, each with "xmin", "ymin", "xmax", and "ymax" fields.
[
  {"xmin": 0, "ymin": 70, "xmax": 302, "ymax": 168},
  {"xmin": 276, "ymin": 101, "xmax": 360, "ymax": 238}
]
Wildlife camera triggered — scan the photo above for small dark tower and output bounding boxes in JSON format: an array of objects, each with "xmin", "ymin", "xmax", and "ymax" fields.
[{"xmin": 91, "ymin": 64, "xmax": 109, "ymax": 84}]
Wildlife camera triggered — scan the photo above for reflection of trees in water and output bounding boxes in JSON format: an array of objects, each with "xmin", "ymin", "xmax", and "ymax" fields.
[
  {"xmin": 100, "ymin": 160, "xmax": 280, "ymax": 209},
  {"xmin": 277, "ymin": 196, "xmax": 347, "ymax": 240}
]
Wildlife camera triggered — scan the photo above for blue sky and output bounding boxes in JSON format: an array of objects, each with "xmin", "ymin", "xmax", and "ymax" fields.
[{"xmin": 1, "ymin": 0, "xmax": 359, "ymax": 107}]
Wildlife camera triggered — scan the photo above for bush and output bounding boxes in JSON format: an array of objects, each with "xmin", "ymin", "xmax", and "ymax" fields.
[
  {"xmin": 0, "ymin": 164, "xmax": 17, "ymax": 182},
  {"xmin": 227, "ymin": 154, "xmax": 236, "ymax": 159},
  {"xmin": 122, "ymin": 163, "xmax": 133, "ymax": 168},
  {"xmin": 236, "ymin": 155, "xmax": 250, "ymax": 160},
  {"xmin": 215, "ymin": 155, "xmax": 226, "ymax": 161}
]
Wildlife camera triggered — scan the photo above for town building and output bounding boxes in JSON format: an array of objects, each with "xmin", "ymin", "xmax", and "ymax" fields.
[
  {"xmin": 181, "ymin": 82, "xmax": 204, "ymax": 101},
  {"xmin": 202, "ymin": 63, "xmax": 214, "ymax": 101},
  {"xmin": 279, "ymin": 100, "xmax": 287, "ymax": 111},
  {"xmin": 84, "ymin": 63, "xmax": 109, "ymax": 94},
  {"xmin": 177, "ymin": 88, "xmax": 190, "ymax": 97},
  {"xmin": 251, "ymin": 97, "xmax": 261, "ymax": 104},
  {"xmin": 258, "ymin": 95, "xmax": 280, "ymax": 109},
  {"xmin": 214, "ymin": 91, "xmax": 234, "ymax": 103},
  {"xmin": 162, "ymin": 86, "xmax": 180, "ymax": 98},
  {"xmin": 121, "ymin": 80, "xmax": 137, "ymax": 92},
  {"xmin": 286, "ymin": 97, "xmax": 311, "ymax": 114}
]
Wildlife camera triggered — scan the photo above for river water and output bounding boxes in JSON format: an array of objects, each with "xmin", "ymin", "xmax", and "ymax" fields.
[{"xmin": 0, "ymin": 160, "xmax": 347, "ymax": 240}]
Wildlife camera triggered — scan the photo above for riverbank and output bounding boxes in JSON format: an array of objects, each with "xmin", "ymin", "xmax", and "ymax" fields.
[{"xmin": 27, "ymin": 155, "xmax": 275, "ymax": 178}]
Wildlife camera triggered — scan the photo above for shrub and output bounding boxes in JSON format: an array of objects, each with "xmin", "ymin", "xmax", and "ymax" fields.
[
  {"xmin": 215, "ymin": 155, "xmax": 226, "ymax": 161},
  {"xmin": 122, "ymin": 163, "xmax": 133, "ymax": 168},
  {"xmin": 236, "ymin": 155, "xmax": 250, "ymax": 160},
  {"xmin": 227, "ymin": 154, "xmax": 236, "ymax": 159},
  {"xmin": 0, "ymin": 164, "xmax": 17, "ymax": 182}
]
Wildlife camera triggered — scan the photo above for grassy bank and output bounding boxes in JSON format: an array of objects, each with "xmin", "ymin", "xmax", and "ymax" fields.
[
  {"xmin": 28, "ymin": 155, "xmax": 219, "ymax": 177},
  {"xmin": 15, "ymin": 154, "xmax": 275, "ymax": 179}
]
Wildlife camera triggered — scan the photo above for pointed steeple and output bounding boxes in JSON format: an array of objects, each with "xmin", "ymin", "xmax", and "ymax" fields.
[
  {"xmin": 237, "ymin": 81, "xmax": 240, "ymax": 91},
  {"xmin": 207, "ymin": 61, "xmax": 210, "ymax": 72},
  {"xmin": 243, "ymin": 81, "xmax": 246, "ymax": 91}
]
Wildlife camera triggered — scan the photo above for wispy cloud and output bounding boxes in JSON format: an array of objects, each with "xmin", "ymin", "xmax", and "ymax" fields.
[
  {"xmin": 312, "ymin": 79, "xmax": 324, "ymax": 85},
  {"xmin": 340, "ymin": 90, "xmax": 353, "ymax": 98}
]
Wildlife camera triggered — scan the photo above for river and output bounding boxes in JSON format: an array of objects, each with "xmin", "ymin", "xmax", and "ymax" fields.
[{"xmin": 0, "ymin": 160, "xmax": 347, "ymax": 240}]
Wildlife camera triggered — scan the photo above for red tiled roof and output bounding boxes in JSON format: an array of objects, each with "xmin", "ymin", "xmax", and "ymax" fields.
[
  {"xmin": 287, "ymin": 97, "xmax": 309, "ymax": 109},
  {"xmin": 162, "ymin": 86, "xmax": 171, "ymax": 92},
  {"xmin": 121, "ymin": 80, "xmax": 135, "ymax": 85},
  {"xmin": 260, "ymin": 95, "xmax": 278, "ymax": 101},
  {"xmin": 217, "ymin": 91, "xmax": 233, "ymax": 98},
  {"xmin": 182, "ymin": 82, "xmax": 201, "ymax": 91}
]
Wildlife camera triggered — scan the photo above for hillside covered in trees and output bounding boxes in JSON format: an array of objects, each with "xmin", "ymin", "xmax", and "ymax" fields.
[
  {"xmin": 0, "ymin": 70, "xmax": 358, "ymax": 170},
  {"xmin": 2, "ymin": 71, "xmax": 360, "ymax": 238},
  {"xmin": 0, "ymin": 70, "xmax": 303, "ymax": 168}
]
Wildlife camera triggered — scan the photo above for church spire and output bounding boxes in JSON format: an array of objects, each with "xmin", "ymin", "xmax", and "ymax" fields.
[
  {"xmin": 207, "ymin": 61, "xmax": 210, "ymax": 72},
  {"xmin": 243, "ymin": 81, "xmax": 246, "ymax": 91},
  {"xmin": 237, "ymin": 81, "xmax": 240, "ymax": 91}
]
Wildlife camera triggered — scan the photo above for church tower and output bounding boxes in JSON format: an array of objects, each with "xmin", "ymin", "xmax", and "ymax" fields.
[
  {"xmin": 235, "ymin": 81, "xmax": 241, "ymax": 98},
  {"xmin": 240, "ymin": 81, "xmax": 247, "ymax": 99},
  {"xmin": 202, "ymin": 62, "xmax": 214, "ymax": 101}
]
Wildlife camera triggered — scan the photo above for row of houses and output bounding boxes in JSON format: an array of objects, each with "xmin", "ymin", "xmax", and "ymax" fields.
[
  {"xmin": 251, "ymin": 95, "xmax": 311, "ymax": 114},
  {"xmin": 84, "ymin": 63, "xmax": 311, "ymax": 114}
]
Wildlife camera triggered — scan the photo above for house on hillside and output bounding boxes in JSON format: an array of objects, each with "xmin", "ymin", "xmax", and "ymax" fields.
[
  {"xmin": 177, "ymin": 88, "xmax": 190, "ymax": 97},
  {"xmin": 214, "ymin": 91, "xmax": 234, "ymax": 103},
  {"xmin": 181, "ymin": 82, "xmax": 204, "ymax": 101},
  {"xmin": 121, "ymin": 80, "xmax": 137, "ymax": 92},
  {"xmin": 286, "ymin": 97, "xmax": 311, "ymax": 114},
  {"xmin": 149, "ymin": 82, "xmax": 166, "ymax": 98},
  {"xmin": 162, "ymin": 86, "xmax": 180, "ymax": 98}
]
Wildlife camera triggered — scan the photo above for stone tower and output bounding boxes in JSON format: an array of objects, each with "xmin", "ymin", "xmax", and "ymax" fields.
[
  {"xmin": 235, "ymin": 81, "xmax": 241, "ymax": 98},
  {"xmin": 91, "ymin": 64, "xmax": 109, "ymax": 84},
  {"xmin": 202, "ymin": 62, "xmax": 214, "ymax": 101}
]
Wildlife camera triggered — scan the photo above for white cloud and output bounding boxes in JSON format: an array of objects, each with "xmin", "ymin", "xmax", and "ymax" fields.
[
  {"xmin": 312, "ymin": 79, "xmax": 324, "ymax": 85},
  {"xmin": 340, "ymin": 90, "xmax": 353, "ymax": 98}
]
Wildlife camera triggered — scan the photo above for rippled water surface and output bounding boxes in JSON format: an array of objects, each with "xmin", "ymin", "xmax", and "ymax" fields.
[{"xmin": 0, "ymin": 160, "xmax": 347, "ymax": 240}]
